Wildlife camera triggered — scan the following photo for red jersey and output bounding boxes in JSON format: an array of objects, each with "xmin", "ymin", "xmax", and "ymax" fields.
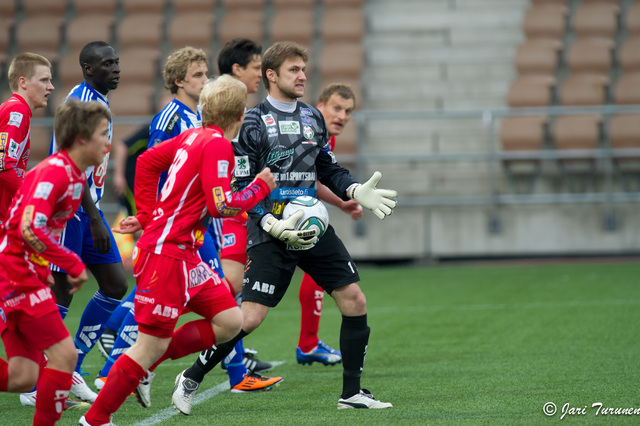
[
  {"xmin": 0, "ymin": 94, "xmax": 33, "ymax": 222},
  {"xmin": 0, "ymin": 151, "xmax": 86, "ymax": 293},
  {"xmin": 328, "ymin": 135, "xmax": 336, "ymax": 152},
  {"xmin": 134, "ymin": 125, "xmax": 271, "ymax": 261}
]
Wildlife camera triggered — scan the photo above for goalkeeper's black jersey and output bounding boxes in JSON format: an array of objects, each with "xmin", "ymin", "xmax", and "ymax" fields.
[{"xmin": 232, "ymin": 98, "xmax": 357, "ymax": 248}]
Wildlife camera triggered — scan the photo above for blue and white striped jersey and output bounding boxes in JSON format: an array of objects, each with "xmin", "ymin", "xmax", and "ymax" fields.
[
  {"xmin": 148, "ymin": 98, "xmax": 201, "ymax": 191},
  {"xmin": 50, "ymin": 82, "xmax": 112, "ymax": 211}
]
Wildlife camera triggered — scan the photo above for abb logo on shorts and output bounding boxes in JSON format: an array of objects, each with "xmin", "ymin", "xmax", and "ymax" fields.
[
  {"xmin": 29, "ymin": 287, "xmax": 53, "ymax": 306},
  {"xmin": 152, "ymin": 304, "xmax": 179, "ymax": 319},
  {"xmin": 251, "ymin": 281, "xmax": 275, "ymax": 295}
]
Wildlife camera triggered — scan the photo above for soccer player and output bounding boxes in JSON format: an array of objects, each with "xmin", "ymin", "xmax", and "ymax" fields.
[
  {"xmin": 172, "ymin": 41, "xmax": 397, "ymax": 412},
  {"xmin": 94, "ymin": 46, "xmax": 212, "ymax": 387},
  {"xmin": 43, "ymin": 41, "xmax": 127, "ymax": 404},
  {"xmin": 214, "ymin": 37, "xmax": 274, "ymax": 387},
  {"xmin": 0, "ymin": 99, "xmax": 111, "ymax": 424},
  {"xmin": 296, "ymin": 83, "xmax": 364, "ymax": 366},
  {"xmin": 0, "ymin": 53, "xmax": 54, "ymax": 225},
  {"xmin": 79, "ymin": 75, "xmax": 277, "ymax": 426}
]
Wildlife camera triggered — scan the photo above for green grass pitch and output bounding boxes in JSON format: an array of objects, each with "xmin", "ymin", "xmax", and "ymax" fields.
[{"xmin": 2, "ymin": 261, "xmax": 640, "ymax": 424}]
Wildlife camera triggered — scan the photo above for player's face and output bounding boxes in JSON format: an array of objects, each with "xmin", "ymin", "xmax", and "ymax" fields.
[
  {"xmin": 235, "ymin": 55, "xmax": 262, "ymax": 94},
  {"xmin": 317, "ymin": 94, "xmax": 355, "ymax": 137},
  {"xmin": 180, "ymin": 61, "xmax": 208, "ymax": 102},
  {"xmin": 24, "ymin": 65, "xmax": 54, "ymax": 110},
  {"xmin": 85, "ymin": 118, "xmax": 110, "ymax": 166},
  {"xmin": 272, "ymin": 57, "xmax": 306, "ymax": 102},
  {"xmin": 88, "ymin": 46, "xmax": 120, "ymax": 94}
]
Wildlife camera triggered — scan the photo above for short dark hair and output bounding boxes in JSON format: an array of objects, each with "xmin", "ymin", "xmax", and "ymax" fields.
[
  {"xmin": 218, "ymin": 38, "xmax": 262, "ymax": 75},
  {"xmin": 79, "ymin": 41, "xmax": 111, "ymax": 67}
]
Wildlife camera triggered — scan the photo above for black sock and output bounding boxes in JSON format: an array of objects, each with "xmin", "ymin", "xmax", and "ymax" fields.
[
  {"xmin": 184, "ymin": 330, "xmax": 248, "ymax": 383},
  {"xmin": 339, "ymin": 314, "xmax": 370, "ymax": 399}
]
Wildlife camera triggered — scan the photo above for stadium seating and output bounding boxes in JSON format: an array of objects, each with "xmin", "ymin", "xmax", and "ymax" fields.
[
  {"xmin": 559, "ymin": 74, "xmax": 608, "ymax": 106},
  {"xmin": 57, "ymin": 50, "xmax": 84, "ymax": 87},
  {"xmin": 523, "ymin": 3, "xmax": 568, "ymax": 42},
  {"xmin": 15, "ymin": 16, "xmax": 64, "ymax": 63},
  {"xmin": 121, "ymin": 0, "xmax": 166, "ymax": 14},
  {"xmin": 609, "ymin": 114, "xmax": 640, "ymax": 191},
  {"xmin": 500, "ymin": 116, "xmax": 548, "ymax": 193},
  {"xmin": 507, "ymin": 75, "xmax": 555, "ymax": 107},
  {"xmin": 0, "ymin": 0, "xmax": 15, "ymax": 15},
  {"xmin": 613, "ymin": 73, "xmax": 640, "ymax": 105},
  {"xmin": 65, "ymin": 15, "xmax": 115, "ymax": 51},
  {"xmin": 515, "ymin": 39, "xmax": 562, "ymax": 76},
  {"xmin": 22, "ymin": 0, "xmax": 68, "ymax": 17},
  {"xmin": 168, "ymin": 12, "xmax": 215, "ymax": 51},
  {"xmin": 272, "ymin": 0, "xmax": 315, "ymax": 8},
  {"xmin": 117, "ymin": 13, "xmax": 165, "ymax": 50},
  {"xmin": 321, "ymin": 8, "xmax": 366, "ymax": 43},
  {"xmin": 626, "ymin": 3, "xmax": 640, "ymax": 36},
  {"xmin": 217, "ymin": 10, "xmax": 264, "ymax": 44},
  {"xmin": 117, "ymin": 48, "xmax": 160, "ymax": 86},
  {"xmin": 72, "ymin": 0, "xmax": 118, "ymax": 15},
  {"xmin": 269, "ymin": 9, "xmax": 314, "ymax": 46},
  {"xmin": 572, "ymin": 3, "xmax": 619, "ymax": 40},
  {"xmin": 220, "ymin": 0, "xmax": 266, "ymax": 10},
  {"xmin": 565, "ymin": 38, "xmax": 614, "ymax": 77},
  {"xmin": 0, "ymin": 18, "xmax": 13, "ymax": 55},
  {"xmin": 108, "ymin": 85, "xmax": 155, "ymax": 116},
  {"xmin": 618, "ymin": 37, "xmax": 640, "ymax": 73},
  {"xmin": 171, "ymin": 0, "xmax": 216, "ymax": 13}
]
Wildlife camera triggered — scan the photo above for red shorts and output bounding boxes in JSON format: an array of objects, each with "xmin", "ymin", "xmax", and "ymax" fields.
[
  {"xmin": 0, "ymin": 277, "xmax": 69, "ymax": 362},
  {"xmin": 132, "ymin": 247, "xmax": 237, "ymax": 338},
  {"xmin": 221, "ymin": 216, "xmax": 247, "ymax": 264}
]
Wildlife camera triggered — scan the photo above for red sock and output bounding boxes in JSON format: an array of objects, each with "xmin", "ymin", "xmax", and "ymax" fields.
[
  {"xmin": 33, "ymin": 368, "xmax": 72, "ymax": 426},
  {"xmin": 298, "ymin": 273, "xmax": 324, "ymax": 352},
  {"xmin": 85, "ymin": 354, "xmax": 145, "ymax": 425},
  {"xmin": 151, "ymin": 319, "xmax": 216, "ymax": 371},
  {"xmin": 0, "ymin": 358, "xmax": 8, "ymax": 392},
  {"xmin": 37, "ymin": 352, "xmax": 48, "ymax": 381}
]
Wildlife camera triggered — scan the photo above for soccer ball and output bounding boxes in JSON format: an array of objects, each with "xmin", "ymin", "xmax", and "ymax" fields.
[{"xmin": 283, "ymin": 196, "xmax": 329, "ymax": 239}]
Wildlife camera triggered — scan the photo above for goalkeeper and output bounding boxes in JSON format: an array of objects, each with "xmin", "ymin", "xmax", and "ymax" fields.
[{"xmin": 172, "ymin": 41, "xmax": 397, "ymax": 412}]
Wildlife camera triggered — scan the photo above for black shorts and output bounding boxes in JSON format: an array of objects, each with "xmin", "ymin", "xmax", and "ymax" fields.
[{"xmin": 242, "ymin": 225, "xmax": 359, "ymax": 307}]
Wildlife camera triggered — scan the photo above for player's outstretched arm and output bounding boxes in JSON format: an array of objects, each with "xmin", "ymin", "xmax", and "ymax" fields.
[
  {"xmin": 262, "ymin": 210, "xmax": 318, "ymax": 249},
  {"xmin": 347, "ymin": 171, "xmax": 397, "ymax": 220}
]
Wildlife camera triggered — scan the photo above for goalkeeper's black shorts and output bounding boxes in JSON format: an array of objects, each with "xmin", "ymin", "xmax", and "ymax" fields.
[{"xmin": 242, "ymin": 225, "xmax": 360, "ymax": 307}]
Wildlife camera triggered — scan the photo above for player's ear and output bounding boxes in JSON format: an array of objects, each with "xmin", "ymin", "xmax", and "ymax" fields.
[
  {"xmin": 266, "ymin": 69, "xmax": 277, "ymax": 84},
  {"xmin": 231, "ymin": 63, "xmax": 242, "ymax": 78}
]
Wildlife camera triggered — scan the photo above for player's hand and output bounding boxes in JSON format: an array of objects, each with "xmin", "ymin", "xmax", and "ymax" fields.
[
  {"xmin": 341, "ymin": 200, "xmax": 364, "ymax": 221},
  {"xmin": 67, "ymin": 269, "xmax": 89, "ymax": 294},
  {"xmin": 46, "ymin": 273, "xmax": 55, "ymax": 287},
  {"xmin": 256, "ymin": 167, "xmax": 277, "ymax": 192},
  {"xmin": 262, "ymin": 210, "xmax": 318, "ymax": 249},
  {"xmin": 112, "ymin": 215, "xmax": 142, "ymax": 234},
  {"xmin": 347, "ymin": 171, "xmax": 397, "ymax": 220},
  {"xmin": 89, "ymin": 216, "xmax": 112, "ymax": 254}
]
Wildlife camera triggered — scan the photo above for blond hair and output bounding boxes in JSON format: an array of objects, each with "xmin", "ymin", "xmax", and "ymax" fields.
[
  {"xmin": 8, "ymin": 53, "xmax": 52, "ymax": 92},
  {"xmin": 163, "ymin": 47, "xmax": 208, "ymax": 94},
  {"xmin": 55, "ymin": 99, "xmax": 111, "ymax": 151},
  {"xmin": 199, "ymin": 75, "xmax": 247, "ymax": 130}
]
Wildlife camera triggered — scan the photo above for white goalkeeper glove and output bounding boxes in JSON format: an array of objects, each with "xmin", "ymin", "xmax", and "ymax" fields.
[
  {"xmin": 347, "ymin": 171, "xmax": 397, "ymax": 219},
  {"xmin": 262, "ymin": 210, "xmax": 318, "ymax": 249}
]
